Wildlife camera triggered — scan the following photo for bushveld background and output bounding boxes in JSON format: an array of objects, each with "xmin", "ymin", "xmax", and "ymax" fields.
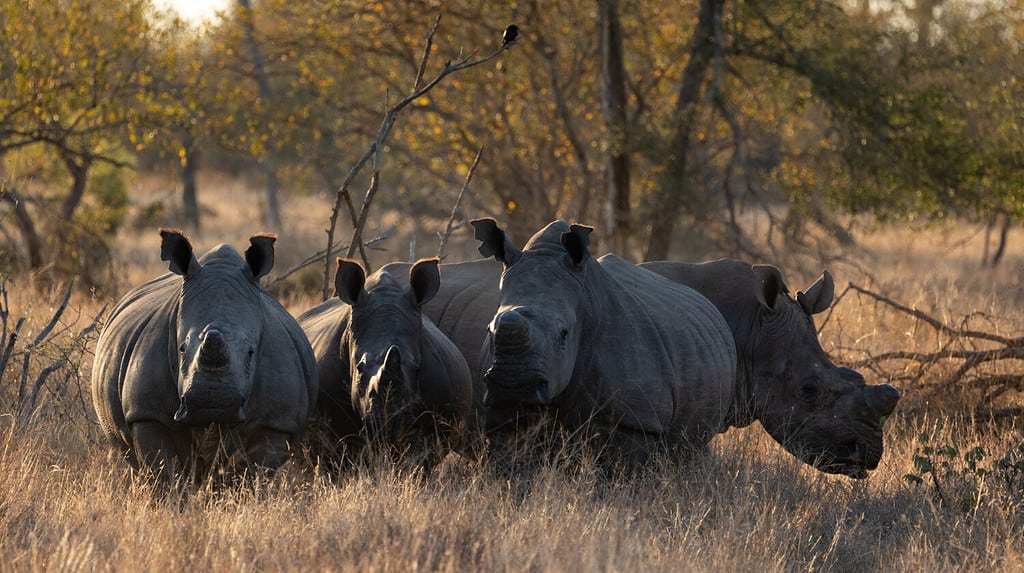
[{"xmin": 2, "ymin": 0, "xmax": 1024, "ymax": 571}]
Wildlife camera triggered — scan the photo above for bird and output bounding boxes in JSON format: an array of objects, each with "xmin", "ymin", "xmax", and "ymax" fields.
[{"xmin": 502, "ymin": 25, "xmax": 519, "ymax": 46}]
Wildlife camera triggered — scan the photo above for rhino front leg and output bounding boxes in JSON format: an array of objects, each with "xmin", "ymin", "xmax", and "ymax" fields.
[
  {"xmin": 131, "ymin": 420, "xmax": 191, "ymax": 483},
  {"xmin": 243, "ymin": 428, "xmax": 296, "ymax": 472}
]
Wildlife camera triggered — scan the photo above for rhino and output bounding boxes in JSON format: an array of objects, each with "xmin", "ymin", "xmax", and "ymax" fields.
[
  {"xmin": 91, "ymin": 230, "xmax": 318, "ymax": 481},
  {"xmin": 298, "ymin": 258, "xmax": 474, "ymax": 470},
  {"xmin": 640, "ymin": 259, "xmax": 900, "ymax": 478},
  {"xmin": 472, "ymin": 219, "xmax": 738, "ymax": 467}
]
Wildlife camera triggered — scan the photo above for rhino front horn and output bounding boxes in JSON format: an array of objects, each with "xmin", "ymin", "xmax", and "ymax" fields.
[
  {"xmin": 865, "ymin": 384, "xmax": 900, "ymax": 416},
  {"xmin": 198, "ymin": 330, "xmax": 230, "ymax": 370}
]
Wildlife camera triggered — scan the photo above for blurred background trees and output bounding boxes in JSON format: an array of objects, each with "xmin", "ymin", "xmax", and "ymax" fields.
[{"xmin": 1, "ymin": 0, "xmax": 1022, "ymax": 289}]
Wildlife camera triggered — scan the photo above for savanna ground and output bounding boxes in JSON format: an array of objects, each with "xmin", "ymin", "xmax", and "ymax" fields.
[{"xmin": 2, "ymin": 174, "xmax": 1023, "ymax": 572}]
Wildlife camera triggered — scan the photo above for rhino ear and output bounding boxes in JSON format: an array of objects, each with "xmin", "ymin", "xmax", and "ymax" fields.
[
  {"xmin": 334, "ymin": 258, "xmax": 366, "ymax": 306},
  {"xmin": 561, "ymin": 224, "xmax": 593, "ymax": 268},
  {"xmin": 797, "ymin": 270, "xmax": 834, "ymax": 315},
  {"xmin": 408, "ymin": 257, "xmax": 441, "ymax": 307},
  {"xmin": 245, "ymin": 233, "xmax": 276, "ymax": 280},
  {"xmin": 471, "ymin": 218, "xmax": 521, "ymax": 266},
  {"xmin": 159, "ymin": 228, "xmax": 199, "ymax": 277},
  {"xmin": 752, "ymin": 264, "xmax": 787, "ymax": 311}
]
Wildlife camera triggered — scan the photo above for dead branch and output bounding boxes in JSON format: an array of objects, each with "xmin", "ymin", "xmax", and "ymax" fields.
[
  {"xmin": 268, "ymin": 234, "xmax": 389, "ymax": 292},
  {"xmin": 848, "ymin": 283, "xmax": 1024, "ymax": 347},
  {"xmin": 322, "ymin": 11, "xmax": 517, "ymax": 299},
  {"xmin": 438, "ymin": 147, "xmax": 484, "ymax": 260},
  {"xmin": 842, "ymin": 282, "xmax": 1024, "ymax": 412}
]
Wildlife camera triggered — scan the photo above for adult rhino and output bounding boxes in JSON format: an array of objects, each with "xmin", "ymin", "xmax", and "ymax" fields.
[
  {"xmin": 472, "ymin": 219, "xmax": 737, "ymax": 467},
  {"xmin": 299, "ymin": 258, "xmax": 474, "ymax": 470},
  {"xmin": 91, "ymin": 230, "xmax": 318, "ymax": 481},
  {"xmin": 640, "ymin": 259, "xmax": 900, "ymax": 478}
]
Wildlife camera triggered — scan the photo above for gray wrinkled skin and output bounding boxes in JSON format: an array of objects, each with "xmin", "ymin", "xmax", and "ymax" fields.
[
  {"xmin": 378, "ymin": 259, "xmax": 501, "ymax": 378},
  {"xmin": 298, "ymin": 258, "xmax": 474, "ymax": 470},
  {"xmin": 91, "ymin": 230, "xmax": 318, "ymax": 481},
  {"xmin": 640, "ymin": 259, "xmax": 900, "ymax": 478},
  {"xmin": 473, "ymin": 219, "xmax": 738, "ymax": 467}
]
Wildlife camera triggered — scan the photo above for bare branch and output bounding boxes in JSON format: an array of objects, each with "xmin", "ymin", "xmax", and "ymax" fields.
[{"xmin": 438, "ymin": 147, "xmax": 484, "ymax": 260}]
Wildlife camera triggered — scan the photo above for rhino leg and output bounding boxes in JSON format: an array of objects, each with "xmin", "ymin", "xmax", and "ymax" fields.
[
  {"xmin": 242, "ymin": 428, "xmax": 295, "ymax": 471},
  {"xmin": 131, "ymin": 420, "xmax": 191, "ymax": 483},
  {"xmin": 600, "ymin": 427, "xmax": 657, "ymax": 476}
]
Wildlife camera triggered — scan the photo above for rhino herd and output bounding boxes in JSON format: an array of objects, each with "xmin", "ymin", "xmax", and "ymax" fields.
[{"xmin": 91, "ymin": 220, "xmax": 900, "ymax": 484}]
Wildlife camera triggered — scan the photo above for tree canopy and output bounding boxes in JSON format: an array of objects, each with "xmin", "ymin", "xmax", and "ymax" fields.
[{"xmin": 2, "ymin": 0, "xmax": 1022, "ymax": 286}]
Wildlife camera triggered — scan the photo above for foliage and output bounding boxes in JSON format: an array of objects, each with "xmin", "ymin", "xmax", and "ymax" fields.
[{"xmin": 905, "ymin": 428, "xmax": 1024, "ymax": 512}]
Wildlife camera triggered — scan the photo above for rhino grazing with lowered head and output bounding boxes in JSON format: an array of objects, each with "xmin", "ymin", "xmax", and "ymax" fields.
[
  {"xmin": 91, "ymin": 230, "xmax": 318, "ymax": 481},
  {"xmin": 640, "ymin": 258, "xmax": 900, "ymax": 478},
  {"xmin": 298, "ymin": 258, "xmax": 474, "ymax": 470},
  {"xmin": 472, "ymin": 218, "xmax": 737, "ymax": 467}
]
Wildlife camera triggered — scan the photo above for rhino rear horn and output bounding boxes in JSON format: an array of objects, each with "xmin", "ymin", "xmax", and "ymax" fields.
[
  {"xmin": 160, "ymin": 228, "xmax": 199, "ymax": 277},
  {"xmin": 335, "ymin": 258, "xmax": 367, "ymax": 305},
  {"xmin": 409, "ymin": 258, "xmax": 441, "ymax": 306},
  {"xmin": 797, "ymin": 270, "xmax": 835, "ymax": 315},
  {"xmin": 472, "ymin": 218, "xmax": 521, "ymax": 266},
  {"xmin": 246, "ymin": 233, "xmax": 277, "ymax": 280},
  {"xmin": 561, "ymin": 224, "xmax": 593, "ymax": 267}
]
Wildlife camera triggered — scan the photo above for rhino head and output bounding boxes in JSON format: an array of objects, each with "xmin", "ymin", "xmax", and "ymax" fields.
[
  {"xmin": 334, "ymin": 258, "xmax": 440, "ymax": 443},
  {"xmin": 161, "ymin": 229, "xmax": 275, "ymax": 426},
  {"xmin": 472, "ymin": 219, "xmax": 591, "ymax": 418},
  {"xmin": 738, "ymin": 264, "xmax": 899, "ymax": 478}
]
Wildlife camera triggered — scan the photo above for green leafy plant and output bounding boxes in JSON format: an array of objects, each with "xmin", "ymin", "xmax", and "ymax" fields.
[{"xmin": 905, "ymin": 430, "xmax": 1024, "ymax": 512}]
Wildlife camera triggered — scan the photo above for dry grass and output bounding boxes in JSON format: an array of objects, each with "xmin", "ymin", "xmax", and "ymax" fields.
[{"xmin": 1, "ymin": 175, "xmax": 1023, "ymax": 571}]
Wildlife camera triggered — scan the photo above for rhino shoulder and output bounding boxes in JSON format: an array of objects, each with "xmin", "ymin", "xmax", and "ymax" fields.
[{"xmin": 93, "ymin": 274, "xmax": 181, "ymax": 438}]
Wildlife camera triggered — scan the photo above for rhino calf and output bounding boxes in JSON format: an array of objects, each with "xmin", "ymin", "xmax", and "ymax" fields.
[
  {"xmin": 299, "ymin": 258, "xmax": 474, "ymax": 472},
  {"xmin": 91, "ymin": 230, "xmax": 318, "ymax": 482},
  {"xmin": 641, "ymin": 259, "xmax": 900, "ymax": 478}
]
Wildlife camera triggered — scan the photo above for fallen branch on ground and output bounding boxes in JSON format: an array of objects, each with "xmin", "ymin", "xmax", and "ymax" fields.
[{"xmin": 838, "ymin": 282, "xmax": 1024, "ymax": 412}]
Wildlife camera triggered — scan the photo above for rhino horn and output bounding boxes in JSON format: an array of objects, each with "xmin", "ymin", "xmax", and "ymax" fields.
[
  {"xmin": 197, "ymin": 329, "xmax": 230, "ymax": 370},
  {"xmin": 382, "ymin": 345, "xmax": 403, "ymax": 386},
  {"xmin": 865, "ymin": 384, "xmax": 900, "ymax": 417},
  {"xmin": 493, "ymin": 309, "xmax": 529, "ymax": 351}
]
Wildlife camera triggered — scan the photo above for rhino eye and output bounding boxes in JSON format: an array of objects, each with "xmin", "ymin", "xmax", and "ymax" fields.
[
  {"xmin": 178, "ymin": 342, "xmax": 186, "ymax": 354},
  {"xmin": 800, "ymin": 382, "xmax": 820, "ymax": 400},
  {"xmin": 356, "ymin": 360, "xmax": 366, "ymax": 375},
  {"xmin": 559, "ymin": 329, "xmax": 569, "ymax": 340}
]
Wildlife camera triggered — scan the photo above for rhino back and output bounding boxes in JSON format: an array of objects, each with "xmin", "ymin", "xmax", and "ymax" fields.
[
  {"xmin": 588, "ymin": 255, "xmax": 737, "ymax": 442},
  {"xmin": 92, "ymin": 273, "xmax": 180, "ymax": 448}
]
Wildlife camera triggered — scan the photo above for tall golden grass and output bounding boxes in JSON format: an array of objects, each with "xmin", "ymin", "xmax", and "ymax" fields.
[{"xmin": 1, "ymin": 174, "xmax": 1022, "ymax": 571}]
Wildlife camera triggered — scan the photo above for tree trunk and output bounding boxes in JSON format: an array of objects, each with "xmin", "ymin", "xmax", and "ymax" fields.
[
  {"xmin": 0, "ymin": 188, "xmax": 44, "ymax": 270},
  {"xmin": 598, "ymin": 0, "xmax": 631, "ymax": 256},
  {"xmin": 58, "ymin": 151, "xmax": 92, "ymax": 222},
  {"xmin": 182, "ymin": 141, "xmax": 200, "ymax": 231},
  {"xmin": 237, "ymin": 0, "xmax": 282, "ymax": 229},
  {"xmin": 642, "ymin": 0, "xmax": 722, "ymax": 261}
]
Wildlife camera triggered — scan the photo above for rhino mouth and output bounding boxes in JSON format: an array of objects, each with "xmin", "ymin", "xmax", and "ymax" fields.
[
  {"xmin": 810, "ymin": 442, "xmax": 877, "ymax": 479},
  {"xmin": 174, "ymin": 388, "xmax": 246, "ymax": 426},
  {"xmin": 483, "ymin": 365, "xmax": 552, "ymax": 408}
]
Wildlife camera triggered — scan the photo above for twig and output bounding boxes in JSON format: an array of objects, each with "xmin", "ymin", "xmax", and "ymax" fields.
[
  {"xmin": 328, "ymin": 11, "xmax": 517, "ymax": 297},
  {"xmin": 438, "ymin": 146, "xmax": 484, "ymax": 260},
  {"xmin": 848, "ymin": 283, "xmax": 1024, "ymax": 347},
  {"xmin": 323, "ymin": 146, "xmax": 375, "ymax": 301},
  {"xmin": 270, "ymin": 234, "xmax": 389, "ymax": 292},
  {"xmin": 18, "ymin": 281, "xmax": 74, "ymax": 404}
]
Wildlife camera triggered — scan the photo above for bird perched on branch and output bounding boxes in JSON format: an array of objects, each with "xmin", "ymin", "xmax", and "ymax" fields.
[{"xmin": 502, "ymin": 25, "xmax": 519, "ymax": 46}]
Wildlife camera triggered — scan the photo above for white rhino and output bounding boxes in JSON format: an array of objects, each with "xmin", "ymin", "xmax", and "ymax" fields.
[
  {"xmin": 472, "ymin": 218, "xmax": 738, "ymax": 467},
  {"xmin": 640, "ymin": 259, "xmax": 900, "ymax": 477},
  {"xmin": 298, "ymin": 258, "xmax": 474, "ymax": 471},
  {"xmin": 91, "ymin": 230, "xmax": 318, "ymax": 481}
]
